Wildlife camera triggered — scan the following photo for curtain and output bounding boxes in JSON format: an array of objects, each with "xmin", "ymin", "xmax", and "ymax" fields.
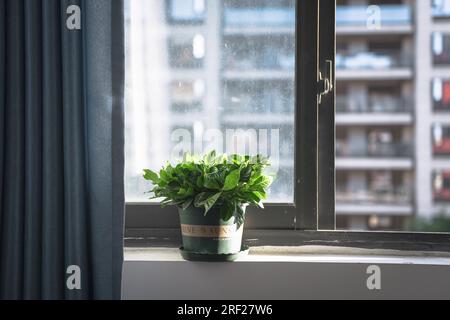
[{"xmin": 0, "ymin": 0, "xmax": 125, "ymax": 300}]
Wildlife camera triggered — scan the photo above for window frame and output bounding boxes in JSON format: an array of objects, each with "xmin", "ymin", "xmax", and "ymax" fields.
[
  {"xmin": 125, "ymin": 0, "xmax": 450, "ymax": 252},
  {"xmin": 127, "ymin": 0, "xmax": 321, "ymax": 231}
]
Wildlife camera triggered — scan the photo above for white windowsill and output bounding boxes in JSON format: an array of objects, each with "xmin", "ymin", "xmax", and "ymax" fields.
[
  {"xmin": 123, "ymin": 246, "xmax": 450, "ymax": 299},
  {"xmin": 124, "ymin": 246, "xmax": 450, "ymax": 265}
]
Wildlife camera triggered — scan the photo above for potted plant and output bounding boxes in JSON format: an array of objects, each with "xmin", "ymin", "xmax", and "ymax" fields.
[{"xmin": 143, "ymin": 151, "xmax": 273, "ymax": 260}]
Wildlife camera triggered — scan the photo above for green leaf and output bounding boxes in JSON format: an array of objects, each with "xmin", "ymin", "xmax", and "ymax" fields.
[
  {"xmin": 143, "ymin": 169, "xmax": 159, "ymax": 183},
  {"xmin": 252, "ymin": 191, "xmax": 267, "ymax": 200},
  {"xmin": 181, "ymin": 198, "xmax": 193, "ymax": 210},
  {"xmin": 202, "ymin": 192, "xmax": 222, "ymax": 215},
  {"xmin": 220, "ymin": 202, "xmax": 234, "ymax": 222},
  {"xmin": 196, "ymin": 175, "xmax": 204, "ymax": 189},
  {"xmin": 260, "ymin": 175, "xmax": 273, "ymax": 188},
  {"xmin": 177, "ymin": 187, "xmax": 193, "ymax": 197},
  {"xmin": 235, "ymin": 204, "xmax": 246, "ymax": 228},
  {"xmin": 194, "ymin": 192, "xmax": 211, "ymax": 207},
  {"xmin": 240, "ymin": 166, "xmax": 252, "ymax": 182},
  {"xmin": 223, "ymin": 169, "xmax": 241, "ymax": 191},
  {"xmin": 204, "ymin": 176, "xmax": 221, "ymax": 190},
  {"xmin": 159, "ymin": 170, "xmax": 171, "ymax": 182}
]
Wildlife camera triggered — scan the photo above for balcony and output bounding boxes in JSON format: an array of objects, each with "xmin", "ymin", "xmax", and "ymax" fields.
[
  {"xmin": 434, "ymin": 138, "xmax": 450, "ymax": 156},
  {"xmin": 337, "ymin": 189, "xmax": 411, "ymax": 206},
  {"xmin": 336, "ymin": 96, "xmax": 414, "ymax": 125},
  {"xmin": 336, "ymin": 141, "xmax": 414, "ymax": 170},
  {"xmin": 223, "ymin": 7, "xmax": 295, "ymax": 34},
  {"xmin": 336, "ymin": 189, "xmax": 413, "ymax": 215},
  {"xmin": 337, "ymin": 141, "xmax": 413, "ymax": 159},
  {"xmin": 336, "ymin": 5, "xmax": 413, "ymax": 35},
  {"xmin": 433, "ymin": 171, "xmax": 450, "ymax": 202},
  {"xmin": 337, "ymin": 96, "xmax": 412, "ymax": 114},
  {"xmin": 434, "ymin": 189, "xmax": 450, "ymax": 203},
  {"xmin": 432, "ymin": 33, "xmax": 450, "ymax": 65},
  {"xmin": 336, "ymin": 51, "xmax": 413, "ymax": 81}
]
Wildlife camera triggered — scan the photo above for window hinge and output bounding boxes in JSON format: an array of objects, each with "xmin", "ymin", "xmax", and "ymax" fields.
[{"xmin": 318, "ymin": 60, "xmax": 334, "ymax": 104}]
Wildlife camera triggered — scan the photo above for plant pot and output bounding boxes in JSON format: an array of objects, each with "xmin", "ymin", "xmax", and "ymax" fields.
[{"xmin": 178, "ymin": 206, "xmax": 245, "ymax": 255}]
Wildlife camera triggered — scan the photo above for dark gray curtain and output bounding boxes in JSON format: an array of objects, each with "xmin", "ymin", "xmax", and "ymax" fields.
[{"xmin": 0, "ymin": 0, "xmax": 125, "ymax": 300}]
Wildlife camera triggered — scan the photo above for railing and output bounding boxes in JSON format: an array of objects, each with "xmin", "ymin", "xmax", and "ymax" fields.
[
  {"xmin": 433, "ymin": 36, "xmax": 450, "ymax": 64},
  {"xmin": 434, "ymin": 53, "xmax": 450, "ymax": 65},
  {"xmin": 336, "ymin": 141, "xmax": 413, "ymax": 158},
  {"xmin": 336, "ymin": 96, "xmax": 413, "ymax": 114},
  {"xmin": 336, "ymin": 189, "xmax": 412, "ymax": 206},
  {"xmin": 434, "ymin": 189, "xmax": 450, "ymax": 202},
  {"xmin": 224, "ymin": 5, "xmax": 411, "ymax": 29},
  {"xmin": 336, "ymin": 51, "xmax": 412, "ymax": 70},
  {"xmin": 223, "ymin": 50, "xmax": 295, "ymax": 71},
  {"xmin": 224, "ymin": 7, "xmax": 295, "ymax": 28},
  {"xmin": 336, "ymin": 5, "xmax": 412, "ymax": 26},
  {"xmin": 434, "ymin": 138, "xmax": 450, "ymax": 156}
]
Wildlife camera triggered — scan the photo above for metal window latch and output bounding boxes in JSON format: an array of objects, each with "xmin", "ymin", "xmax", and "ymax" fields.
[{"xmin": 318, "ymin": 60, "xmax": 334, "ymax": 104}]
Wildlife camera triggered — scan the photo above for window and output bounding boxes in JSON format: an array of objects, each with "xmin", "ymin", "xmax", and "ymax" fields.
[
  {"xmin": 433, "ymin": 78, "xmax": 450, "ymax": 112},
  {"xmin": 168, "ymin": 35, "xmax": 205, "ymax": 69},
  {"xmin": 433, "ymin": 171, "xmax": 450, "ymax": 203},
  {"xmin": 432, "ymin": 33, "xmax": 450, "ymax": 65},
  {"xmin": 125, "ymin": 0, "xmax": 450, "ymax": 246},
  {"xmin": 125, "ymin": 0, "xmax": 308, "ymax": 230},
  {"xmin": 167, "ymin": 0, "xmax": 206, "ymax": 24},
  {"xmin": 432, "ymin": 0, "xmax": 450, "ymax": 18},
  {"xmin": 433, "ymin": 124, "xmax": 450, "ymax": 156},
  {"xmin": 170, "ymin": 80, "xmax": 205, "ymax": 113}
]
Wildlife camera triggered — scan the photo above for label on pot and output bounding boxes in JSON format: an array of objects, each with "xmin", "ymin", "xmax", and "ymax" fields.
[{"xmin": 180, "ymin": 224, "xmax": 243, "ymax": 239}]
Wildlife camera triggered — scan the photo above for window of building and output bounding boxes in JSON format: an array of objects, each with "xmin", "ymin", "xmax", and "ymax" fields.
[
  {"xmin": 432, "ymin": 78, "xmax": 450, "ymax": 111},
  {"xmin": 433, "ymin": 171, "xmax": 450, "ymax": 203},
  {"xmin": 432, "ymin": 0, "xmax": 450, "ymax": 18},
  {"xmin": 433, "ymin": 124, "xmax": 450, "ymax": 156},
  {"xmin": 167, "ymin": 0, "xmax": 207, "ymax": 24},
  {"xmin": 432, "ymin": 33, "xmax": 450, "ymax": 65}
]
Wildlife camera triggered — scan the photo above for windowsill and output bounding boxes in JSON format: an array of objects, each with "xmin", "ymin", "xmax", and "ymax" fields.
[
  {"xmin": 124, "ymin": 246, "xmax": 450, "ymax": 265},
  {"xmin": 123, "ymin": 244, "xmax": 450, "ymax": 299},
  {"xmin": 125, "ymin": 229, "xmax": 450, "ymax": 253}
]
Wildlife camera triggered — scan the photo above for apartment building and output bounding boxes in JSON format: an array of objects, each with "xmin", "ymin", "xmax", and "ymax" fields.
[
  {"xmin": 125, "ymin": 0, "xmax": 450, "ymax": 231},
  {"xmin": 335, "ymin": 0, "xmax": 416, "ymax": 230},
  {"xmin": 335, "ymin": 0, "xmax": 450, "ymax": 230}
]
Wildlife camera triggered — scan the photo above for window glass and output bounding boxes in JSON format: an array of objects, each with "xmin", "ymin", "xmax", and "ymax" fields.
[
  {"xmin": 336, "ymin": 0, "xmax": 450, "ymax": 232},
  {"xmin": 168, "ymin": 35, "xmax": 205, "ymax": 69},
  {"xmin": 432, "ymin": 33, "xmax": 450, "ymax": 65},
  {"xmin": 432, "ymin": 0, "xmax": 450, "ymax": 18},
  {"xmin": 168, "ymin": 0, "xmax": 206, "ymax": 24},
  {"xmin": 125, "ymin": 0, "xmax": 296, "ymax": 203},
  {"xmin": 432, "ymin": 78, "xmax": 450, "ymax": 111},
  {"xmin": 433, "ymin": 171, "xmax": 450, "ymax": 202}
]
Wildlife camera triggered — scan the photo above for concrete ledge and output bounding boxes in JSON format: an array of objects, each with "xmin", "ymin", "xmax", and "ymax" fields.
[{"xmin": 122, "ymin": 246, "xmax": 450, "ymax": 300}]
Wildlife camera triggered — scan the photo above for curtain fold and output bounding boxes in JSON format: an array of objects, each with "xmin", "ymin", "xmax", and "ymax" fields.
[
  {"xmin": 0, "ymin": 0, "xmax": 124, "ymax": 300},
  {"xmin": 24, "ymin": 0, "xmax": 43, "ymax": 299},
  {"xmin": 0, "ymin": 0, "xmax": 4, "ymax": 252}
]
